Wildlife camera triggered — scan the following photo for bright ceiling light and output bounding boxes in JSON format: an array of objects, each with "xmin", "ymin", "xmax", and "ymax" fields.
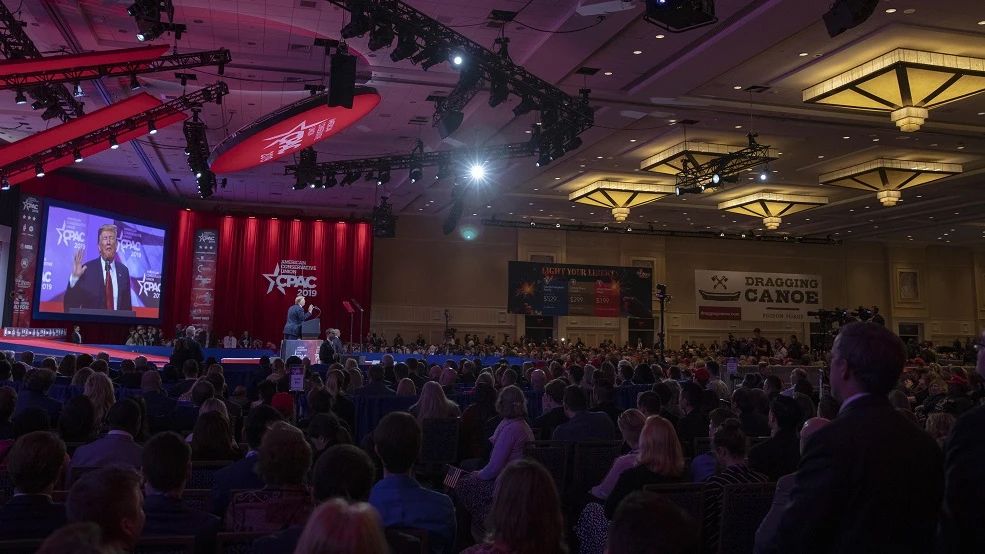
[
  {"xmin": 798, "ymin": 52, "xmax": 809, "ymax": 57},
  {"xmin": 470, "ymin": 163, "xmax": 486, "ymax": 181},
  {"xmin": 452, "ymin": 54, "xmax": 463, "ymax": 65}
]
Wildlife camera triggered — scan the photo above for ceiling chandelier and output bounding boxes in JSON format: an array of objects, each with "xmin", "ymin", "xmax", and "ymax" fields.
[
  {"xmin": 568, "ymin": 181, "xmax": 676, "ymax": 222},
  {"xmin": 718, "ymin": 192, "xmax": 827, "ymax": 230},
  {"xmin": 818, "ymin": 159, "xmax": 962, "ymax": 206},
  {"xmin": 803, "ymin": 49, "xmax": 985, "ymax": 132}
]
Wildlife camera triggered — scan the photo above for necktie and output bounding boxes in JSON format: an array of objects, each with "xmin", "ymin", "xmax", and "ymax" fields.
[{"xmin": 105, "ymin": 261, "xmax": 113, "ymax": 310}]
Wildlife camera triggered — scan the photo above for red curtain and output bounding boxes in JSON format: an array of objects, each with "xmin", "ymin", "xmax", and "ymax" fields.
[{"xmin": 16, "ymin": 175, "xmax": 373, "ymax": 346}]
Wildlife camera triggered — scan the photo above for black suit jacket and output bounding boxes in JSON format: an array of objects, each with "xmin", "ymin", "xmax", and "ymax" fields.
[
  {"xmin": 532, "ymin": 407, "xmax": 569, "ymax": 442},
  {"xmin": 939, "ymin": 405, "xmax": 985, "ymax": 553},
  {"xmin": 13, "ymin": 390, "xmax": 62, "ymax": 423},
  {"xmin": 676, "ymin": 409, "xmax": 710, "ymax": 457},
  {"xmin": 142, "ymin": 494, "xmax": 221, "ymax": 554},
  {"xmin": 747, "ymin": 429, "xmax": 801, "ymax": 481},
  {"xmin": 63, "ymin": 258, "xmax": 131, "ymax": 311},
  {"xmin": 0, "ymin": 495, "xmax": 68, "ymax": 540},
  {"xmin": 739, "ymin": 411, "xmax": 772, "ymax": 438},
  {"xmin": 142, "ymin": 391, "xmax": 177, "ymax": 419},
  {"xmin": 282, "ymin": 304, "xmax": 311, "ymax": 337},
  {"xmin": 775, "ymin": 395, "xmax": 943, "ymax": 554},
  {"xmin": 70, "ymin": 331, "xmax": 82, "ymax": 344},
  {"xmin": 211, "ymin": 455, "xmax": 265, "ymax": 518},
  {"xmin": 186, "ymin": 339, "xmax": 204, "ymax": 363}
]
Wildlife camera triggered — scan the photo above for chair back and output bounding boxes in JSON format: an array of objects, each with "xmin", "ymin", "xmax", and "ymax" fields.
[
  {"xmin": 181, "ymin": 489, "xmax": 212, "ymax": 511},
  {"xmin": 523, "ymin": 441, "xmax": 569, "ymax": 491},
  {"xmin": 133, "ymin": 536, "xmax": 196, "ymax": 554},
  {"xmin": 419, "ymin": 418, "xmax": 461, "ymax": 465},
  {"xmin": 717, "ymin": 482, "xmax": 776, "ymax": 554},
  {"xmin": 571, "ymin": 441, "xmax": 624, "ymax": 493},
  {"xmin": 68, "ymin": 466, "xmax": 99, "ymax": 487},
  {"xmin": 644, "ymin": 482, "xmax": 706, "ymax": 524},
  {"xmin": 388, "ymin": 527, "xmax": 429, "ymax": 554},
  {"xmin": 694, "ymin": 436, "xmax": 713, "ymax": 456},
  {"xmin": 187, "ymin": 460, "xmax": 232, "ymax": 489},
  {"xmin": 0, "ymin": 538, "xmax": 43, "ymax": 554},
  {"xmin": 216, "ymin": 532, "xmax": 270, "ymax": 554}
]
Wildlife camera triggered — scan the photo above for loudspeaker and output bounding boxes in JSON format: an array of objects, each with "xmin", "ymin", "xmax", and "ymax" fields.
[
  {"xmin": 328, "ymin": 52, "xmax": 357, "ymax": 108},
  {"xmin": 436, "ymin": 110, "xmax": 464, "ymax": 139},
  {"xmin": 822, "ymin": 0, "xmax": 878, "ymax": 38}
]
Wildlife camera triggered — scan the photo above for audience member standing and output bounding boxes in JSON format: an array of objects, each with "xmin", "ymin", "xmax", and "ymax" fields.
[{"xmin": 775, "ymin": 322, "xmax": 944, "ymax": 554}]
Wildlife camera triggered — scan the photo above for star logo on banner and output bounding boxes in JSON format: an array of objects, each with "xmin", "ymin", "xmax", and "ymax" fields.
[
  {"xmin": 261, "ymin": 119, "xmax": 328, "ymax": 156},
  {"xmin": 263, "ymin": 263, "xmax": 284, "ymax": 294},
  {"xmin": 55, "ymin": 221, "xmax": 70, "ymax": 246}
]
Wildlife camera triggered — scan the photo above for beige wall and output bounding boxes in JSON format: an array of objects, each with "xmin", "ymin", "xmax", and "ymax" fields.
[{"xmin": 368, "ymin": 216, "xmax": 982, "ymax": 346}]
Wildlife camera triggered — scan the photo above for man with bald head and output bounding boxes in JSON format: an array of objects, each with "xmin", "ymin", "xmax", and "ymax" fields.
[
  {"xmin": 939, "ymin": 329, "xmax": 985, "ymax": 552},
  {"xmin": 775, "ymin": 323, "xmax": 943, "ymax": 554},
  {"xmin": 530, "ymin": 369, "xmax": 547, "ymax": 392},
  {"xmin": 754, "ymin": 417, "xmax": 829, "ymax": 553}
]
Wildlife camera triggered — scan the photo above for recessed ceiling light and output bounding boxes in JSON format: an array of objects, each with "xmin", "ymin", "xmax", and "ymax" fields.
[
  {"xmin": 903, "ymin": 8, "xmax": 915, "ymax": 14},
  {"xmin": 849, "ymin": 209, "xmax": 854, "ymax": 212},
  {"xmin": 509, "ymin": 212, "xmax": 513, "ymax": 215},
  {"xmin": 603, "ymin": 71, "xmax": 613, "ymax": 76},
  {"xmin": 589, "ymin": 212, "xmax": 594, "ymax": 215},
  {"xmin": 633, "ymin": 50, "xmax": 642, "ymax": 55},
  {"xmin": 669, "ymin": 119, "xmax": 676, "ymax": 123},
  {"xmin": 916, "ymin": 195, "xmax": 922, "ymax": 198},
  {"xmin": 954, "ymin": 212, "xmax": 960, "ymax": 215},
  {"xmin": 957, "ymin": 145, "xmax": 965, "ymax": 150},
  {"xmin": 978, "ymin": 112, "xmax": 985, "ymax": 115},
  {"xmin": 885, "ymin": 8, "xmax": 897, "ymax": 13},
  {"xmin": 843, "ymin": 136, "xmax": 850, "ymax": 139},
  {"xmin": 486, "ymin": 205, "xmax": 491, "ymax": 208},
  {"xmin": 733, "ymin": 86, "xmax": 742, "ymax": 90},
  {"xmin": 978, "ymin": 21, "xmax": 985, "ymax": 25},
  {"xmin": 597, "ymin": 156, "xmax": 603, "ymax": 159},
  {"xmin": 525, "ymin": 130, "xmax": 531, "ymax": 133},
  {"xmin": 629, "ymin": 139, "xmax": 637, "ymax": 142},
  {"xmin": 529, "ymin": 202, "xmax": 534, "ymax": 205},
  {"xmin": 798, "ymin": 52, "xmax": 809, "ymax": 57},
  {"xmin": 872, "ymin": 138, "xmax": 880, "ymax": 142},
  {"xmin": 554, "ymin": 177, "xmax": 560, "ymax": 179},
  {"xmin": 533, "ymin": 188, "xmax": 538, "ymax": 191},
  {"xmin": 734, "ymin": 125, "xmax": 742, "ymax": 129},
  {"xmin": 655, "ymin": 34, "xmax": 665, "ymax": 39},
  {"xmin": 817, "ymin": 155, "xmax": 825, "ymax": 159}
]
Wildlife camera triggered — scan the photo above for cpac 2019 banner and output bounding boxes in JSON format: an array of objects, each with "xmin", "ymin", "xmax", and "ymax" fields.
[
  {"xmin": 35, "ymin": 202, "xmax": 167, "ymax": 321},
  {"xmin": 507, "ymin": 261, "xmax": 653, "ymax": 318}
]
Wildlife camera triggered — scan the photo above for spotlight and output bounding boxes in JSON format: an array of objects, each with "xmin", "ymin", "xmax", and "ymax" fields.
[
  {"xmin": 341, "ymin": 172, "xmax": 360, "ymax": 186},
  {"xmin": 720, "ymin": 231, "xmax": 725, "ymax": 237},
  {"xmin": 470, "ymin": 163, "xmax": 486, "ymax": 181},
  {"xmin": 0, "ymin": 177, "xmax": 8, "ymax": 191},
  {"xmin": 35, "ymin": 163, "xmax": 45, "ymax": 178},
  {"xmin": 530, "ymin": 221, "xmax": 536, "ymax": 226},
  {"xmin": 603, "ymin": 225, "xmax": 609, "ymax": 231},
  {"xmin": 340, "ymin": 11, "xmax": 371, "ymax": 38},
  {"xmin": 30, "ymin": 101, "xmax": 42, "ymax": 111},
  {"xmin": 627, "ymin": 226, "xmax": 632, "ymax": 232},
  {"xmin": 759, "ymin": 168, "xmax": 768, "ymax": 181},
  {"xmin": 435, "ymin": 163, "xmax": 449, "ymax": 180},
  {"xmin": 195, "ymin": 170, "xmax": 203, "ymax": 178},
  {"xmin": 310, "ymin": 178, "xmax": 318, "ymax": 189},
  {"xmin": 364, "ymin": 172, "xmax": 375, "ymax": 182},
  {"xmin": 73, "ymin": 83, "xmax": 84, "ymax": 98},
  {"xmin": 512, "ymin": 97, "xmax": 536, "ymax": 116},
  {"xmin": 377, "ymin": 169, "xmax": 391, "ymax": 185},
  {"xmin": 129, "ymin": 74, "xmax": 141, "ymax": 90},
  {"xmin": 536, "ymin": 152, "xmax": 553, "ymax": 167},
  {"xmin": 109, "ymin": 136, "xmax": 120, "ymax": 149},
  {"xmin": 136, "ymin": 20, "xmax": 167, "ymax": 43},
  {"xmin": 14, "ymin": 89, "xmax": 26, "ymax": 104},
  {"xmin": 563, "ymin": 136, "xmax": 583, "ymax": 152},
  {"xmin": 451, "ymin": 53, "xmax": 464, "ymax": 66},
  {"xmin": 148, "ymin": 121, "xmax": 157, "ymax": 135},
  {"xmin": 675, "ymin": 186, "xmax": 683, "ymax": 196},
  {"xmin": 411, "ymin": 44, "xmax": 439, "ymax": 66},
  {"xmin": 712, "ymin": 173, "xmax": 721, "ymax": 185},
  {"xmin": 421, "ymin": 49, "xmax": 447, "ymax": 71},
  {"xmin": 550, "ymin": 143, "xmax": 566, "ymax": 161},
  {"xmin": 41, "ymin": 105, "xmax": 61, "ymax": 121},
  {"xmin": 409, "ymin": 165, "xmax": 423, "ymax": 183},
  {"xmin": 488, "ymin": 77, "xmax": 509, "ymax": 107},
  {"xmin": 390, "ymin": 31, "xmax": 419, "ymax": 62},
  {"xmin": 73, "ymin": 149, "xmax": 83, "ymax": 163},
  {"xmin": 368, "ymin": 24, "xmax": 395, "ymax": 51},
  {"xmin": 326, "ymin": 174, "xmax": 338, "ymax": 188},
  {"xmin": 555, "ymin": 222, "xmax": 561, "ymax": 228}
]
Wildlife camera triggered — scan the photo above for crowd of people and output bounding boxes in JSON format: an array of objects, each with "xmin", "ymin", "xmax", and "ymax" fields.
[{"xmin": 0, "ymin": 322, "xmax": 982, "ymax": 553}]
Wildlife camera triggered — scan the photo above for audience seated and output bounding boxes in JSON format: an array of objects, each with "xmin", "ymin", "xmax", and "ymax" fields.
[
  {"xmin": 775, "ymin": 322, "xmax": 944, "ymax": 554},
  {"xmin": 190, "ymin": 411, "xmax": 239, "ymax": 461},
  {"xmin": 13, "ymin": 369, "xmax": 62, "ymax": 422},
  {"xmin": 607, "ymin": 491, "xmax": 700, "ymax": 554},
  {"xmin": 57, "ymin": 395, "xmax": 97, "ymax": 445},
  {"xmin": 83, "ymin": 373, "xmax": 115, "ymax": 426},
  {"xmin": 755, "ymin": 417, "xmax": 829, "ymax": 554},
  {"xmin": 702, "ymin": 419, "xmax": 768, "ymax": 554},
  {"xmin": 747, "ymin": 395, "xmax": 803, "ymax": 480},
  {"xmin": 36, "ymin": 522, "xmax": 114, "ymax": 554},
  {"xmin": 731, "ymin": 387, "xmax": 771, "ymax": 438},
  {"xmin": 589, "ymin": 409, "xmax": 646, "ymax": 501},
  {"xmin": 590, "ymin": 378, "xmax": 621, "ymax": 425},
  {"xmin": 675, "ymin": 382, "xmax": 709, "ymax": 456},
  {"xmin": 410, "ymin": 381, "xmax": 462, "ymax": 421},
  {"xmin": 66, "ymin": 466, "xmax": 146, "ymax": 552},
  {"xmin": 370, "ymin": 412, "xmax": 456, "ymax": 553},
  {"xmin": 355, "ymin": 364, "xmax": 396, "ymax": 396},
  {"xmin": 307, "ymin": 412, "xmax": 353, "ymax": 462},
  {"xmin": 0, "ymin": 386, "xmax": 15, "ymax": 440},
  {"xmin": 295, "ymin": 499, "xmax": 389, "ymax": 554},
  {"xmin": 70, "ymin": 398, "xmax": 143, "ymax": 473},
  {"xmin": 690, "ymin": 407, "xmax": 734, "ymax": 482},
  {"xmin": 0, "ymin": 431, "xmax": 68, "ymax": 539},
  {"xmin": 211, "ymin": 404, "xmax": 281, "ymax": 517},
  {"xmin": 604, "ymin": 415, "xmax": 685, "ymax": 519},
  {"xmin": 532, "ymin": 378, "xmax": 568, "ymax": 440},
  {"xmin": 552, "ymin": 385, "xmax": 615, "ymax": 441},
  {"xmin": 225, "ymin": 421, "xmax": 313, "ymax": 532},
  {"xmin": 139, "ymin": 432, "xmax": 221, "ymax": 554},
  {"xmin": 458, "ymin": 382, "xmax": 499, "ymax": 461}
]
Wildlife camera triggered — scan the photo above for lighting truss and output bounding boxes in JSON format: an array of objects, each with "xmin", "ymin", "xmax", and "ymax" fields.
[
  {"xmin": 0, "ymin": 1, "xmax": 84, "ymax": 122},
  {"xmin": 322, "ymin": 0, "xmax": 594, "ymax": 143},
  {"xmin": 0, "ymin": 82, "xmax": 228, "ymax": 183},
  {"xmin": 482, "ymin": 219, "xmax": 841, "ymax": 245},
  {"xmin": 0, "ymin": 47, "xmax": 231, "ymax": 90},
  {"xmin": 674, "ymin": 134, "xmax": 777, "ymax": 194},
  {"xmin": 285, "ymin": 139, "xmax": 538, "ymax": 183}
]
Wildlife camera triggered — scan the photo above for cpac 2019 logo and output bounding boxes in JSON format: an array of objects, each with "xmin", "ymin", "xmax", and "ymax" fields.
[
  {"xmin": 55, "ymin": 221, "xmax": 85, "ymax": 247},
  {"xmin": 263, "ymin": 262, "xmax": 317, "ymax": 296},
  {"xmin": 119, "ymin": 238, "xmax": 143, "ymax": 258},
  {"xmin": 137, "ymin": 274, "xmax": 161, "ymax": 299}
]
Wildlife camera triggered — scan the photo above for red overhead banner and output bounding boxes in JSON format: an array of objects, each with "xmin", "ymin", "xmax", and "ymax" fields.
[{"xmin": 0, "ymin": 45, "xmax": 170, "ymax": 84}]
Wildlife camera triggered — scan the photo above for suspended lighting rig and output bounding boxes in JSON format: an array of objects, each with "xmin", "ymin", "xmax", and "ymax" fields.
[{"xmin": 673, "ymin": 133, "xmax": 777, "ymax": 195}]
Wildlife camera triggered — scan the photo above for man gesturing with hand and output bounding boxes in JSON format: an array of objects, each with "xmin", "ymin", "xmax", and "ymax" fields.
[{"xmin": 63, "ymin": 224, "xmax": 131, "ymax": 312}]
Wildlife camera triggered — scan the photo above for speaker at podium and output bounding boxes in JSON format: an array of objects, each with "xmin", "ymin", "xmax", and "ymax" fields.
[{"xmin": 301, "ymin": 318, "xmax": 321, "ymax": 339}]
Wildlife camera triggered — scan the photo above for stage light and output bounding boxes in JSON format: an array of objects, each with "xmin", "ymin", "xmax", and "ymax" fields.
[
  {"xmin": 551, "ymin": 143, "xmax": 566, "ymax": 161},
  {"xmin": 530, "ymin": 221, "xmax": 536, "ymax": 226},
  {"xmin": 675, "ymin": 186, "xmax": 683, "ymax": 196},
  {"xmin": 126, "ymin": 3, "xmax": 139, "ymax": 16},
  {"xmin": 470, "ymin": 163, "xmax": 486, "ymax": 181},
  {"xmin": 109, "ymin": 136, "xmax": 120, "ymax": 149},
  {"xmin": 30, "ymin": 101, "xmax": 42, "ymax": 111},
  {"xmin": 563, "ymin": 136, "xmax": 583, "ymax": 152},
  {"xmin": 309, "ymin": 179, "xmax": 317, "ymax": 189},
  {"xmin": 759, "ymin": 168, "xmax": 768, "ymax": 181},
  {"xmin": 184, "ymin": 148, "xmax": 190, "ymax": 156},
  {"xmin": 720, "ymin": 231, "xmax": 725, "ymax": 237},
  {"xmin": 513, "ymin": 97, "xmax": 536, "ymax": 116},
  {"xmin": 435, "ymin": 163, "xmax": 449, "ymax": 180},
  {"xmin": 73, "ymin": 83, "xmax": 84, "ymax": 98},
  {"xmin": 452, "ymin": 53, "xmax": 464, "ymax": 66},
  {"xmin": 460, "ymin": 226, "xmax": 478, "ymax": 240},
  {"xmin": 326, "ymin": 174, "xmax": 338, "ymax": 188},
  {"xmin": 148, "ymin": 121, "xmax": 157, "ymax": 135},
  {"xmin": 341, "ymin": 172, "xmax": 360, "ymax": 186},
  {"xmin": 364, "ymin": 171, "xmax": 375, "ymax": 183},
  {"xmin": 14, "ymin": 89, "xmax": 26, "ymax": 105},
  {"xmin": 340, "ymin": 11, "xmax": 372, "ymax": 38},
  {"xmin": 129, "ymin": 74, "xmax": 141, "ymax": 90},
  {"xmin": 1, "ymin": 178, "xmax": 9, "ymax": 191},
  {"xmin": 409, "ymin": 165, "xmax": 423, "ymax": 183},
  {"xmin": 41, "ymin": 105, "xmax": 61, "ymax": 121},
  {"xmin": 35, "ymin": 163, "xmax": 45, "ymax": 178},
  {"xmin": 390, "ymin": 31, "xmax": 419, "ymax": 62},
  {"xmin": 195, "ymin": 170, "xmax": 203, "ymax": 178},
  {"xmin": 488, "ymin": 77, "xmax": 509, "ymax": 107},
  {"xmin": 368, "ymin": 24, "xmax": 395, "ymax": 51},
  {"xmin": 536, "ymin": 152, "xmax": 553, "ymax": 167},
  {"xmin": 556, "ymin": 222, "xmax": 561, "ymax": 228},
  {"xmin": 377, "ymin": 168, "xmax": 391, "ymax": 185},
  {"xmin": 712, "ymin": 173, "xmax": 721, "ymax": 185},
  {"xmin": 603, "ymin": 225, "xmax": 609, "ymax": 231},
  {"xmin": 73, "ymin": 149, "xmax": 83, "ymax": 163}
]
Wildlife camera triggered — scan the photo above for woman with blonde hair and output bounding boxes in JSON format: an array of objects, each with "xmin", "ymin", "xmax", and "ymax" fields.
[
  {"xmin": 589, "ymin": 409, "xmax": 647, "ymax": 500},
  {"xmin": 294, "ymin": 499, "xmax": 388, "ymax": 554},
  {"xmin": 71, "ymin": 367, "xmax": 93, "ymax": 387},
  {"xmin": 395, "ymin": 378, "xmax": 416, "ymax": 396},
  {"xmin": 83, "ymin": 373, "xmax": 115, "ymax": 426},
  {"xmin": 346, "ymin": 368, "xmax": 363, "ymax": 393},
  {"xmin": 409, "ymin": 381, "xmax": 461, "ymax": 420}
]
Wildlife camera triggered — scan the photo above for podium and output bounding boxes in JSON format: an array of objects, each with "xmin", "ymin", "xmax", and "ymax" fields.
[{"xmin": 300, "ymin": 318, "xmax": 321, "ymax": 339}]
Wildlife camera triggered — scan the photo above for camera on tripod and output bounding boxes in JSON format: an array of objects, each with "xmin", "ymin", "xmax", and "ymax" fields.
[{"xmin": 851, "ymin": 305, "xmax": 874, "ymax": 321}]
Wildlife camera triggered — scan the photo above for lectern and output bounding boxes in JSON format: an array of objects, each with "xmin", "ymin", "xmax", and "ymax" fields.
[{"xmin": 300, "ymin": 318, "xmax": 321, "ymax": 339}]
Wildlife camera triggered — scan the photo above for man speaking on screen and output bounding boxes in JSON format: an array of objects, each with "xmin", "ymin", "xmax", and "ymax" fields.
[{"xmin": 63, "ymin": 224, "xmax": 132, "ymax": 312}]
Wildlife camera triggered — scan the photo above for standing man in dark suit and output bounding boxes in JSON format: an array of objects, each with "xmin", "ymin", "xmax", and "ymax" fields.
[
  {"xmin": 140, "ymin": 432, "xmax": 221, "ymax": 554},
  {"xmin": 775, "ymin": 323, "xmax": 944, "ymax": 554},
  {"xmin": 70, "ymin": 325, "xmax": 82, "ymax": 344},
  {"xmin": 939, "ymin": 328, "xmax": 985, "ymax": 552},
  {"xmin": 283, "ymin": 294, "xmax": 314, "ymax": 340},
  {"xmin": 184, "ymin": 327, "xmax": 205, "ymax": 364},
  {"xmin": 63, "ymin": 224, "xmax": 131, "ymax": 312},
  {"xmin": 0, "ymin": 431, "xmax": 69, "ymax": 540}
]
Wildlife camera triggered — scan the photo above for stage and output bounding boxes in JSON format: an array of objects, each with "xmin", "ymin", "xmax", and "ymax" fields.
[{"xmin": 0, "ymin": 338, "xmax": 171, "ymax": 365}]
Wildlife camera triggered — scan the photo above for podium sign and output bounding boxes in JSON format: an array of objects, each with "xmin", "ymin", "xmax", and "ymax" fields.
[{"xmin": 281, "ymin": 339, "xmax": 325, "ymax": 364}]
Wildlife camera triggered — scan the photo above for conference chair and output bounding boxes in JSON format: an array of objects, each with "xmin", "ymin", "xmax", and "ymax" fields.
[
  {"xmin": 570, "ymin": 440, "xmax": 623, "ymax": 495},
  {"xmin": 523, "ymin": 441, "xmax": 569, "ymax": 492},
  {"xmin": 419, "ymin": 417, "xmax": 461, "ymax": 466},
  {"xmin": 187, "ymin": 460, "xmax": 233, "ymax": 490},
  {"xmin": 717, "ymin": 482, "xmax": 776, "ymax": 554},
  {"xmin": 694, "ymin": 436, "xmax": 713, "ymax": 456},
  {"xmin": 215, "ymin": 532, "xmax": 269, "ymax": 554},
  {"xmin": 644, "ymin": 482, "xmax": 707, "ymax": 525}
]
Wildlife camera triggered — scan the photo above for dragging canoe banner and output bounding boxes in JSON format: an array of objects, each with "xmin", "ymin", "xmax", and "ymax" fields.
[{"xmin": 694, "ymin": 270, "xmax": 822, "ymax": 321}]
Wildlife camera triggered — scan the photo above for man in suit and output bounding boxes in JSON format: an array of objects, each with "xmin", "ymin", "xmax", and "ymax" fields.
[
  {"xmin": 0, "ymin": 431, "xmax": 69, "ymax": 539},
  {"xmin": 732, "ymin": 387, "xmax": 771, "ymax": 438},
  {"xmin": 141, "ymin": 369, "xmax": 176, "ymax": 433},
  {"xmin": 63, "ymin": 224, "xmax": 132, "ymax": 312},
  {"xmin": 748, "ymin": 395, "xmax": 803, "ymax": 481},
  {"xmin": 553, "ymin": 385, "xmax": 615, "ymax": 441},
  {"xmin": 938, "ymin": 329, "xmax": 985, "ymax": 552},
  {"xmin": 590, "ymin": 378, "xmax": 622, "ymax": 425},
  {"xmin": 66, "ymin": 466, "xmax": 146, "ymax": 552},
  {"xmin": 140, "ymin": 432, "xmax": 221, "ymax": 554},
  {"xmin": 283, "ymin": 294, "xmax": 314, "ymax": 340},
  {"xmin": 70, "ymin": 325, "xmax": 82, "ymax": 344},
  {"xmin": 676, "ymin": 382, "xmax": 710, "ymax": 457},
  {"xmin": 115, "ymin": 359, "xmax": 142, "ymax": 389},
  {"xmin": 533, "ymin": 379, "xmax": 569, "ymax": 440},
  {"xmin": 354, "ymin": 364, "xmax": 396, "ymax": 396},
  {"xmin": 12, "ymin": 369, "xmax": 62, "ymax": 422},
  {"xmin": 369, "ymin": 413, "xmax": 456, "ymax": 554},
  {"xmin": 775, "ymin": 322, "xmax": 944, "ymax": 554},
  {"xmin": 168, "ymin": 359, "xmax": 201, "ymax": 399},
  {"xmin": 211, "ymin": 405, "xmax": 282, "ymax": 518},
  {"xmin": 319, "ymin": 328, "xmax": 344, "ymax": 365},
  {"xmin": 71, "ymin": 398, "xmax": 144, "ymax": 473},
  {"xmin": 754, "ymin": 417, "xmax": 829, "ymax": 554},
  {"xmin": 184, "ymin": 327, "xmax": 205, "ymax": 363}
]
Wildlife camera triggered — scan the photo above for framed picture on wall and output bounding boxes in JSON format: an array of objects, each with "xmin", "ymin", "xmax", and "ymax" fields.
[{"xmin": 895, "ymin": 269, "xmax": 921, "ymax": 304}]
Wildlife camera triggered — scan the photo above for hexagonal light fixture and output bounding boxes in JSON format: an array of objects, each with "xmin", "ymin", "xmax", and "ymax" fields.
[
  {"xmin": 639, "ymin": 142, "xmax": 747, "ymax": 173},
  {"xmin": 718, "ymin": 192, "xmax": 827, "ymax": 230},
  {"xmin": 568, "ymin": 181, "xmax": 676, "ymax": 222},
  {"xmin": 804, "ymin": 49, "xmax": 985, "ymax": 132},
  {"xmin": 818, "ymin": 159, "xmax": 961, "ymax": 206}
]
